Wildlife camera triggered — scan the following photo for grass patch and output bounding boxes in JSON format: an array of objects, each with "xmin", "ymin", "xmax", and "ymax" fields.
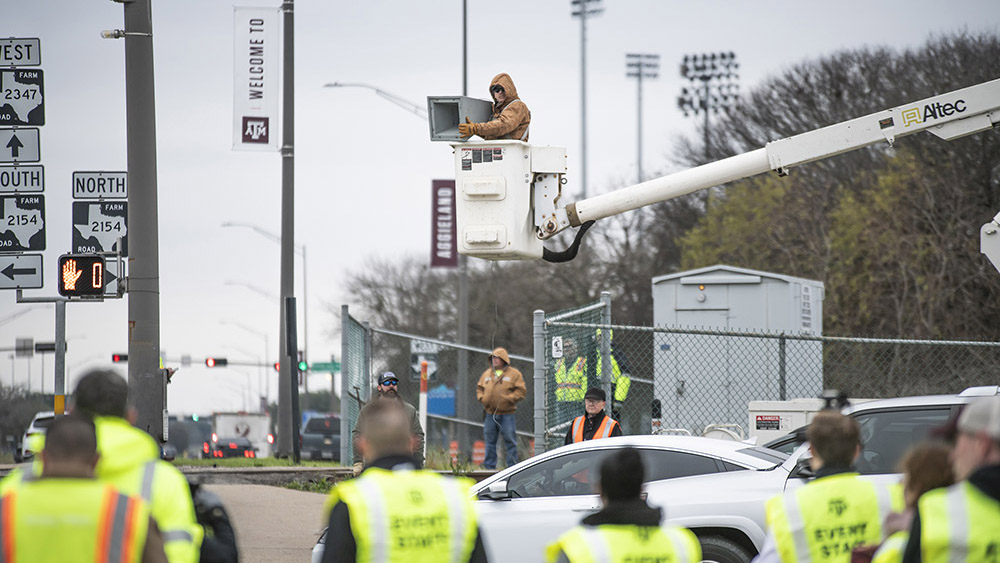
[
  {"xmin": 424, "ymin": 447, "xmax": 477, "ymax": 475},
  {"xmin": 0, "ymin": 453, "xmax": 15, "ymax": 464},
  {"xmin": 171, "ymin": 457, "xmax": 340, "ymax": 468},
  {"xmin": 285, "ymin": 478, "xmax": 336, "ymax": 494}
]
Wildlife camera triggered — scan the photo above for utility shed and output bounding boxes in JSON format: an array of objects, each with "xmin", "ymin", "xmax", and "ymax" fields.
[{"xmin": 650, "ymin": 265, "xmax": 825, "ymax": 435}]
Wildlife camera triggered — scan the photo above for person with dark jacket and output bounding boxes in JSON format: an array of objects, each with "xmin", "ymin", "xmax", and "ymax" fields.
[
  {"xmin": 546, "ymin": 447, "xmax": 700, "ymax": 562},
  {"xmin": 901, "ymin": 396, "xmax": 1000, "ymax": 563},
  {"xmin": 458, "ymin": 73, "xmax": 531, "ymax": 141},
  {"xmin": 322, "ymin": 400, "xmax": 489, "ymax": 563},
  {"xmin": 351, "ymin": 371, "xmax": 425, "ymax": 475},
  {"xmin": 565, "ymin": 387, "xmax": 623, "ymax": 445}
]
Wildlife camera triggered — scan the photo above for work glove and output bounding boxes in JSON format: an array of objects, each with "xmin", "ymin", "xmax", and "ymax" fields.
[
  {"xmin": 458, "ymin": 117, "xmax": 477, "ymax": 138},
  {"xmin": 352, "ymin": 461, "xmax": 364, "ymax": 477}
]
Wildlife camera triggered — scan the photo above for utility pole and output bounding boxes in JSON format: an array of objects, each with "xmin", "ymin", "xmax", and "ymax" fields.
[
  {"xmin": 570, "ymin": 0, "xmax": 603, "ymax": 199},
  {"xmin": 117, "ymin": 0, "xmax": 164, "ymax": 440},
  {"xmin": 456, "ymin": 0, "xmax": 471, "ymax": 459},
  {"xmin": 625, "ymin": 53, "xmax": 659, "ymax": 184},
  {"xmin": 277, "ymin": 0, "xmax": 296, "ymax": 457}
]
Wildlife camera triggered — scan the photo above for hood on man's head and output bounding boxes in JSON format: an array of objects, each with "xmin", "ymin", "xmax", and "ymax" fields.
[
  {"xmin": 490, "ymin": 347, "xmax": 511, "ymax": 366},
  {"xmin": 490, "ymin": 73, "xmax": 518, "ymax": 101}
]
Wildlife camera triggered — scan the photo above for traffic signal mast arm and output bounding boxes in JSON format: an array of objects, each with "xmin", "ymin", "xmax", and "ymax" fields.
[{"xmin": 549, "ymin": 78, "xmax": 1000, "ymax": 240}]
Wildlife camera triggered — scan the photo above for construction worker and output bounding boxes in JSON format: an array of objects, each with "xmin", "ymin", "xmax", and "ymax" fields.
[
  {"xmin": 72, "ymin": 370, "xmax": 203, "ymax": 563},
  {"xmin": 565, "ymin": 387, "xmax": 622, "ymax": 444},
  {"xmin": 0, "ymin": 413, "xmax": 167, "ymax": 563},
  {"xmin": 546, "ymin": 447, "xmax": 701, "ymax": 562},
  {"xmin": 901, "ymin": 396, "xmax": 1000, "ymax": 563},
  {"xmin": 554, "ymin": 338, "xmax": 587, "ymax": 404},
  {"xmin": 322, "ymin": 399, "xmax": 489, "ymax": 562},
  {"xmin": 458, "ymin": 72, "xmax": 530, "ymax": 141},
  {"xmin": 755, "ymin": 410, "xmax": 903, "ymax": 563},
  {"xmin": 351, "ymin": 371, "xmax": 426, "ymax": 475},
  {"xmin": 477, "ymin": 347, "xmax": 527, "ymax": 469},
  {"xmin": 593, "ymin": 329, "xmax": 631, "ymax": 416}
]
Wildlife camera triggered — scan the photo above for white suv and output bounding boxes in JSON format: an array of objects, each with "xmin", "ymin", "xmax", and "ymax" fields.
[{"xmin": 17, "ymin": 411, "xmax": 55, "ymax": 462}]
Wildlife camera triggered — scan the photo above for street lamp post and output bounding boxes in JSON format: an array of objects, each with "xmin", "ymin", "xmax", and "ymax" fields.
[
  {"xmin": 626, "ymin": 53, "xmax": 659, "ymax": 184},
  {"xmin": 221, "ymin": 222, "xmax": 309, "ymax": 397},
  {"xmin": 221, "ymin": 320, "xmax": 271, "ymax": 406},
  {"xmin": 571, "ymin": 0, "xmax": 604, "ymax": 199}
]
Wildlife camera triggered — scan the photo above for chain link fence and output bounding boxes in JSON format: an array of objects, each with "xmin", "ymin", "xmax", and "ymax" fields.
[{"xmin": 342, "ymin": 299, "xmax": 1000, "ymax": 464}]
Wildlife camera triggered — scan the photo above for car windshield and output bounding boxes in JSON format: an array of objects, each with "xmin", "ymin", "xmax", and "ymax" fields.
[
  {"xmin": 305, "ymin": 418, "xmax": 339, "ymax": 433},
  {"xmin": 33, "ymin": 416, "xmax": 55, "ymax": 429},
  {"xmin": 736, "ymin": 446, "xmax": 788, "ymax": 465}
]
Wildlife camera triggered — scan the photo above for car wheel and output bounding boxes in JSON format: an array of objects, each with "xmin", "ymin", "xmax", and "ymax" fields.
[{"xmin": 699, "ymin": 535, "xmax": 753, "ymax": 563}]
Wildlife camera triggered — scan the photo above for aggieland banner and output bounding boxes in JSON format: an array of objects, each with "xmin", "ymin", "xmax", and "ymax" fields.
[
  {"xmin": 233, "ymin": 7, "xmax": 279, "ymax": 152},
  {"xmin": 431, "ymin": 180, "xmax": 457, "ymax": 268}
]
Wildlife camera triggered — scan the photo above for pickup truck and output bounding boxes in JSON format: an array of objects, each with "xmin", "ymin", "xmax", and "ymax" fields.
[{"xmin": 301, "ymin": 414, "xmax": 340, "ymax": 461}]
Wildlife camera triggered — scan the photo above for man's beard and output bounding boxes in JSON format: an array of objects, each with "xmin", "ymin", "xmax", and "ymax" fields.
[{"xmin": 380, "ymin": 388, "xmax": 398, "ymax": 398}]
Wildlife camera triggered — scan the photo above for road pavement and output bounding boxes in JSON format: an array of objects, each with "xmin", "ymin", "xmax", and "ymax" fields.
[{"xmin": 208, "ymin": 484, "xmax": 327, "ymax": 563}]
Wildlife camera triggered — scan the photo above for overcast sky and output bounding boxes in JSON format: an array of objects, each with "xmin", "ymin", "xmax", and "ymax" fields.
[{"xmin": 1, "ymin": 0, "xmax": 998, "ymax": 415}]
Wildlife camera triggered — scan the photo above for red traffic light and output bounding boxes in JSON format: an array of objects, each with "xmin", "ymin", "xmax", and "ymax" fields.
[
  {"xmin": 205, "ymin": 357, "xmax": 228, "ymax": 368},
  {"xmin": 273, "ymin": 362, "xmax": 280, "ymax": 372},
  {"xmin": 112, "ymin": 353, "xmax": 128, "ymax": 363}
]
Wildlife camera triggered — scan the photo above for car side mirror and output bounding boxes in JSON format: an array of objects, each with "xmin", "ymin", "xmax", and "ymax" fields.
[
  {"xmin": 791, "ymin": 458, "xmax": 815, "ymax": 479},
  {"xmin": 479, "ymin": 480, "xmax": 512, "ymax": 500}
]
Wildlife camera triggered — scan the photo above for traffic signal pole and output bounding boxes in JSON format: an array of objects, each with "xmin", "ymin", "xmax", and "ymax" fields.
[
  {"xmin": 120, "ymin": 0, "xmax": 165, "ymax": 441},
  {"xmin": 276, "ymin": 0, "xmax": 296, "ymax": 457}
]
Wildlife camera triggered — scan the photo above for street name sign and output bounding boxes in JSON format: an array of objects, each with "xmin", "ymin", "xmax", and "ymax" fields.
[
  {"xmin": 73, "ymin": 171, "xmax": 127, "ymax": 199},
  {"xmin": 72, "ymin": 201, "xmax": 127, "ymax": 255},
  {"xmin": 0, "ymin": 69, "xmax": 44, "ymax": 126},
  {"xmin": 0, "ymin": 128, "xmax": 40, "ymax": 163},
  {"xmin": 0, "ymin": 165, "xmax": 43, "ymax": 192},
  {"xmin": 0, "ymin": 253, "xmax": 42, "ymax": 290},
  {"xmin": 0, "ymin": 194, "xmax": 45, "ymax": 251},
  {"xmin": 0, "ymin": 39, "xmax": 41, "ymax": 67},
  {"xmin": 310, "ymin": 361, "xmax": 341, "ymax": 372}
]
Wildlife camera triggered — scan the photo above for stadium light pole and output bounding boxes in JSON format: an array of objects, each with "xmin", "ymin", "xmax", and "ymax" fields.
[
  {"xmin": 677, "ymin": 52, "xmax": 740, "ymax": 163},
  {"xmin": 625, "ymin": 53, "xmax": 659, "ymax": 183},
  {"xmin": 571, "ymin": 0, "xmax": 603, "ymax": 199}
]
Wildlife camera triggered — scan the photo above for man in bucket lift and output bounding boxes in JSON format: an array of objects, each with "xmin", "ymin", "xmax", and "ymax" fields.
[{"xmin": 459, "ymin": 73, "xmax": 531, "ymax": 141}]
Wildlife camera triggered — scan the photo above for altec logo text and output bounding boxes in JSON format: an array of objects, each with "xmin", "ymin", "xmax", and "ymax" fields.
[{"xmin": 901, "ymin": 99, "xmax": 967, "ymax": 127}]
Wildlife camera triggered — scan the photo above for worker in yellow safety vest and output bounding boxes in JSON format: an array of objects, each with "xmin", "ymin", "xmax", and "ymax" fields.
[
  {"xmin": 565, "ymin": 387, "xmax": 622, "ymax": 444},
  {"xmin": 555, "ymin": 338, "xmax": 587, "ymax": 403},
  {"xmin": 321, "ymin": 399, "xmax": 489, "ymax": 562},
  {"xmin": 0, "ymin": 413, "xmax": 166, "ymax": 563},
  {"xmin": 900, "ymin": 396, "xmax": 1000, "ymax": 563},
  {"xmin": 757, "ymin": 410, "xmax": 903, "ymax": 563},
  {"xmin": 547, "ymin": 446, "xmax": 701, "ymax": 562},
  {"xmin": 72, "ymin": 370, "xmax": 203, "ymax": 563}
]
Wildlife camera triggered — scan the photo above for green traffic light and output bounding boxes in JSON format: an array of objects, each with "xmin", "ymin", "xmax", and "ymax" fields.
[{"xmin": 297, "ymin": 361, "xmax": 308, "ymax": 371}]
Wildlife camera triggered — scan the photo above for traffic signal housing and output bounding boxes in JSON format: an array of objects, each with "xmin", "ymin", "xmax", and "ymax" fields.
[
  {"xmin": 205, "ymin": 357, "xmax": 228, "ymax": 368},
  {"xmin": 112, "ymin": 353, "xmax": 128, "ymax": 363},
  {"xmin": 57, "ymin": 254, "xmax": 107, "ymax": 298}
]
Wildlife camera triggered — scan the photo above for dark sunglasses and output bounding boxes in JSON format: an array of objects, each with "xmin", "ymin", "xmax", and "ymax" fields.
[
  {"xmin": 490, "ymin": 85, "xmax": 505, "ymax": 94},
  {"xmin": 381, "ymin": 379, "xmax": 398, "ymax": 386}
]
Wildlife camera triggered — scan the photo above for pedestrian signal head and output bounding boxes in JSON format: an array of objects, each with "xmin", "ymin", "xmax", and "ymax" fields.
[{"xmin": 57, "ymin": 254, "xmax": 106, "ymax": 297}]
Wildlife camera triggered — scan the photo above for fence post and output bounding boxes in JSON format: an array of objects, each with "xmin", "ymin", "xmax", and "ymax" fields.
[
  {"xmin": 533, "ymin": 310, "xmax": 547, "ymax": 455},
  {"xmin": 600, "ymin": 291, "xmax": 613, "ymax": 415},
  {"xmin": 363, "ymin": 321, "xmax": 373, "ymax": 401},
  {"xmin": 778, "ymin": 333, "xmax": 787, "ymax": 401},
  {"xmin": 340, "ymin": 305, "xmax": 351, "ymax": 463}
]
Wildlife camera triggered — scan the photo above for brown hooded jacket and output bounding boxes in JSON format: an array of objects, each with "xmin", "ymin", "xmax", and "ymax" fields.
[
  {"xmin": 476, "ymin": 347, "xmax": 527, "ymax": 415},
  {"xmin": 475, "ymin": 73, "xmax": 531, "ymax": 141}
]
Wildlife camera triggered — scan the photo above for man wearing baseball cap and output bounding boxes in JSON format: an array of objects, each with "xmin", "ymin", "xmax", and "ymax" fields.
[
  {"xmin": 565, "ymin": 387, "xmax": 622, "ymax": 444},
  {"xmin": 350, "ymin": 371, "xmax": 425, "ymax": 476},
  {"xmin": 901, "ymin": 395, "xmax": 1000, "ymax": 563}
]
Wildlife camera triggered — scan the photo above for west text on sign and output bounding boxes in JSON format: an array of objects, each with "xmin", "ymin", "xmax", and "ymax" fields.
[{"xmin": 0, "ymin": 39, "xmax": 41, "ymax": 67}]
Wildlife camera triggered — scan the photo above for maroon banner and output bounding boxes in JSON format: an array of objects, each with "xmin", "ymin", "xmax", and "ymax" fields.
[{"xmin": 431, "ymin": 179, "xmax": 457, "ymax": 268}]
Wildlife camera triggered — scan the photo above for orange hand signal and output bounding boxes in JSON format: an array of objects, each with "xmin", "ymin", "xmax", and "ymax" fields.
[{"xmin": 62, "ymin": 259, "xmax": 83, "ymax": 291}]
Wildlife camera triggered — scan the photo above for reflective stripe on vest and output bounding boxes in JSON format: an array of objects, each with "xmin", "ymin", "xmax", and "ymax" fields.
[
  {"xmin": 572, "ymin": 416, "xmax": 619, "ymax": 443},
  {"xmin": 577, "ymin": 527, "xmax": 613, "ymax": 563},
  {"xmin": 0, "ymin": 492, "xmax": 14, "ymax": 563},
  {"xmin": 355, "ymin": 477, "xmax": 389, "ymax": 563},
  {"xmin": 139, "ymin": 461, "xmax": 156, "ymax": 503},
  {"xmin": 871, "ymin": 532, "xmax": 908, "ymax": 563},
  {"xmin": 944, "ymin": 486, "xmax": 967, "ymax": 563}
]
